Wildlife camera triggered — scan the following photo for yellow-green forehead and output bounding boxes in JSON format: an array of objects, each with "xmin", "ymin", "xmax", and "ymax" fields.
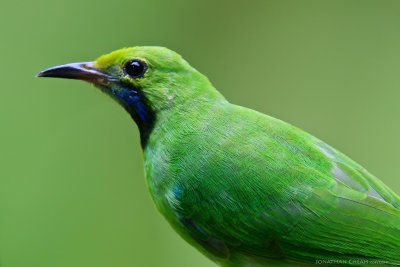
[
  {"xmin": 95, "ymin": 47, "xmax": 137, "ymax": 68},
  {"xmin": 94, "ymin": 46, "xmax": 187, "ymax": 70}
]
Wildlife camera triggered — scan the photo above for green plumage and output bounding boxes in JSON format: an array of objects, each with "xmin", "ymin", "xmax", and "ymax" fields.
[{"xmin": 39, "ymin": 47, "xmax": 400, "ymax": 266}]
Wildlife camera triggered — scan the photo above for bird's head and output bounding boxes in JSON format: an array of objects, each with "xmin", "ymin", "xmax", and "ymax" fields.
[{"xmin": 37, "ymin": 46, "xmax": 222, "ymax": 146}]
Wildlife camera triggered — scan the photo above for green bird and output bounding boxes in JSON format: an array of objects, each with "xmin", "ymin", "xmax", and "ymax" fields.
[{"xmin": 37, "ymin": 47, "xmax": 400, "ymax": 266}]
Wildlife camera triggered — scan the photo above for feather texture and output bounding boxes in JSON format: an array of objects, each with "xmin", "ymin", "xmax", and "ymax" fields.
[{"xmin": 40, "ymin": 46, "xmax": 400, "ymax": 266}]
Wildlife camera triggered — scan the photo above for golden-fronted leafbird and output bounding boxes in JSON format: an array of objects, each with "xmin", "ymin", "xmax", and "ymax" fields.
[{"xmin": 37, "ymin": 47, "xmax": 400, "ymax": 266}]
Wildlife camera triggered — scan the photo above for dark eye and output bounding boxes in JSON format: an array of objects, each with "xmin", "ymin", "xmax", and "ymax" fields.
[{"xmin": 123, "ymin": 59, "xmax": 147, "ymax": 78}]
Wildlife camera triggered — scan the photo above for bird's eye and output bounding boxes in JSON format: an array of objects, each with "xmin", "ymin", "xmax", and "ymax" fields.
[{"xmin": 123, "ymin": 59, "xmax": 147, "ymax": 78}]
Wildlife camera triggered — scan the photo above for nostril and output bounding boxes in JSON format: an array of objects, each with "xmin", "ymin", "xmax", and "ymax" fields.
[{"xmin": 83, "ymin": 64, "xmax": 92, "ymax": 70}]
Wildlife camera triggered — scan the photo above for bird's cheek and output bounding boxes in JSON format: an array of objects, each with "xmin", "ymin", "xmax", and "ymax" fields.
[{"xmin": 110, "ymin": 85, "xmax": 141, "ymax": 106}]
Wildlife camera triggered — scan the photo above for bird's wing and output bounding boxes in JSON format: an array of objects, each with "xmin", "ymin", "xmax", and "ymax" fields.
[
  {"xmin": 316, "ymin": 140, "xmax": 400, "ymax": 210},
  {"xmin": 277, "ymin": 137, "xmax": 400, "ymax": 264},
  {"xmin": 168, "ymin": 109, "xmax": 400, "ymax": 265}
]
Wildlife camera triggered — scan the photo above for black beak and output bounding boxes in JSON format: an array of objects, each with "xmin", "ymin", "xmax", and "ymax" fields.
[{"xmin": 36, "ymin": 62, "xmax": 117, "ymax": 87}]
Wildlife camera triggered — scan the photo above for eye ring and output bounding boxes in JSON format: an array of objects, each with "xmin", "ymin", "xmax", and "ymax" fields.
[{"xmin": 123, "ymin": 59, "xmax": 148, "ymax": 79}]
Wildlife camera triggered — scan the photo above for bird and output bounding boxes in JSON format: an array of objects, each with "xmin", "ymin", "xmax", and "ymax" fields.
[{"xmin": 37, "ymin": 46, "xmax": 400, "ymax": 266}]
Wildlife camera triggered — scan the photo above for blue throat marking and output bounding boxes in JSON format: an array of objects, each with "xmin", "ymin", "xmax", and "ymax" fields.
[{"xmin": 112, "ymin": 85, "xmax": 155, "ymax": 147}]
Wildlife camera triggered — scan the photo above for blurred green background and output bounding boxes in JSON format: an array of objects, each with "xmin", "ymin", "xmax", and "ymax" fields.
[{"xmin": 2, "ymin": 0, "xmax": 400, "ymax": 266}]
